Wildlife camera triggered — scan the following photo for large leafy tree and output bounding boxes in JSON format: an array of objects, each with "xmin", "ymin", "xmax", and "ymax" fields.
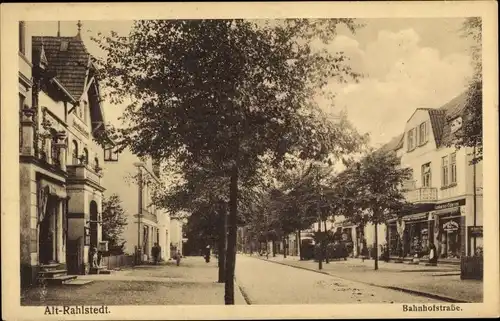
[
  {"xmin": 450, "ymin": 17, "xmax": 482, "ymax": 164},
  {"xmin": 93, "ymin": 19, "xmax": 365, "ymax": 304},
  {"xmin": 101, "ymin": 194, "xmax": 128, "ymax": 255},
  {"xmin": 333, "ymin": 151, "xmax": 412, "ymax": 270}
]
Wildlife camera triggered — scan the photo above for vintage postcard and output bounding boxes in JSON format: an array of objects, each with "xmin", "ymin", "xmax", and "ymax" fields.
[{"xmin": 1, "ymin": 1, "xmax": 498, "ymax": 320}]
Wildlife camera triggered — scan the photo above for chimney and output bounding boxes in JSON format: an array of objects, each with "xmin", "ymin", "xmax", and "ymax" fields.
[
  {"xmin": 57, "ymin": 21, "xmax": 60, "ymax": 37},
  {"xmin": 76, "ymin": 20, "xmax": 82, "ymax": 39}
]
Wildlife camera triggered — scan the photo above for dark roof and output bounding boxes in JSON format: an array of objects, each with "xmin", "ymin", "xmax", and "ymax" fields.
[
  {"xmin": 428, "ymin": 109, "xmax": 446, "ymax": 147},
  {"xmin": 32, "ymin": 35, "xmax": 90, "ymax": 100},
  {"xmin": 438, "ymin": 91, "xmax": 469, "ymax": 147}
]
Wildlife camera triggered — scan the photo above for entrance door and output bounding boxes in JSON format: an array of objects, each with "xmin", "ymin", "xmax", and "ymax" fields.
[
  {"xmin": 39, "ymin": 203, "xmax": 55, "ymax": 264},
  {"xmin": 89, "ymin": 201, "xmax": 98, "ymax": 247}
]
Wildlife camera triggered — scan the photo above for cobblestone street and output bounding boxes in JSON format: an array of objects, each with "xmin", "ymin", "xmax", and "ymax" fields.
[
  {"xmin": 250, "ymin": 254, "xmax": 482, "ymax": 303},
  {"xmin": 21, "ymin": 257, "xmax": 246, "ymax": 306},
  {"xmin": 235, "ymin": 255, "xmax": 443, "ymax": 304}
]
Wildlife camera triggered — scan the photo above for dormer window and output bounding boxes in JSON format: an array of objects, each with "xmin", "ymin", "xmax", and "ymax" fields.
[{"xmin": 60, "ymin": 41, "xmax": 69, "ymax": 51}]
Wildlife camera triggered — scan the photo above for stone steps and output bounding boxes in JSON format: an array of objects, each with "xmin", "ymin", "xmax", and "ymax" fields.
[{"xmin": 39, "ymin": 275, "xmax": 77, "ymax": 285}]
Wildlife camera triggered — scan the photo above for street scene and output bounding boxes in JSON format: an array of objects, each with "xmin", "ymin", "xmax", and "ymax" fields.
[{"xmin": 16, "ymin": 15, "xmax": 484, "ymax": 307}]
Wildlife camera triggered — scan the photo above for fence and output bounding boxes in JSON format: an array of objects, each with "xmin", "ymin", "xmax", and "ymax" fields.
[{"xmin": 101, "ymin": 254, "xmax": 135, "ymax": 270}]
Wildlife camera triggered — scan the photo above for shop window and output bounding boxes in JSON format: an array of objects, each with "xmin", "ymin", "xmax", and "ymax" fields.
[
  {"xmin": 441, "ymin": 156, "xmax": 449, "ymax": 187},
  {"xmin": 450, "ymin": 152, "xmax": 457, "ymax": 184},
  {"xmin": 418, "ymin": 122, "xmax": 428, "ymax": 145},
  {"xmin": 421, "ymin": 163, "xmax": 431, "ymax": 187}
]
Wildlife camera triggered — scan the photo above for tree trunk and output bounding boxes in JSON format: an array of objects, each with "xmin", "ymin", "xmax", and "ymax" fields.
[
  {"xmin": 224, "ymin": 164, "xmax": 238, "ymax": 305},
  {"xmin": 324, "ymin": 220, "xmax": 329, "ymax": 264},
  {"xmin": 272, "ymin": 240, "xmax": 276, "ymax": 257},
  {"xmin": 298, "ymin": 230, "xmax": 302, "ymax": 260},
  {"xmin": 217, "ymin": 205, "xmax": 227, "ymax": 283},
  {"xmin": 283, "ymin": 236, "xmax": 287, "ymax": 258},
  {"xmin": 374, "ymin": 222, "xmax": 379, "ymax": 270}
]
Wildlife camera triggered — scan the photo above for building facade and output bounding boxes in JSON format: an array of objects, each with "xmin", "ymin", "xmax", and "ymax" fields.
[
  {"xmin": 104, "ymin": 149, "xmax": 171, "ymax": 262},
  {"xmin": 336, "ymin": 93, "xmax": 483, "ymax": 262},
  {"xmin": 20, "ymin": 21, "xmax": 109, "ymax": 286}
]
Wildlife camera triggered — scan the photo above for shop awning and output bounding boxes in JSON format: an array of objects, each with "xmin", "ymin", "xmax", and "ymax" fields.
[
  {"xmin": 40, "ymin": 179, "xmax": 67, "ymax": 199},
  {"xmin": 432, "ymin": 206, "xmax": 460, "ymax": 216},
  {"xmin": 402, "ymin": 212, "xmax": 429, "ymax": 222}
]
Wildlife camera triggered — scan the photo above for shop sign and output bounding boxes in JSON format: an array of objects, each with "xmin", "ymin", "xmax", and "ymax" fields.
[
  {"xmin": 468, "ymin": 226, "xmax": 483, "ymax": 237},
  {"xmin": 442, "ymin": 220, "xmax": 459, "ymax": 232},
  {"xmin": 434, "ymin": 199, "xmax": 466, "ymax": 210},
  {"xmin": 403, "ymin": 212, "xmax": 428, "ymax": 222}
]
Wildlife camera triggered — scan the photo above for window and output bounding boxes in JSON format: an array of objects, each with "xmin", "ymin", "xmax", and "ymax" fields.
[
  {"xmin": 418, "ymin": 122, "xmax": 428, "ymax": 145},
  {"xmin": 19, "ymin": 94, "xmax": 26, "ymax": 111},
  {"xmin": 104, "ymin": 146, "xmax": 119, "ymax": 161},
  {"xmin": 60, "ymin": 41, "xmax": 69, "ymax": 52},
  {"xmin": 19, "ymin": 22, "xmax": 26, "ymax": 54},
  {"xmin": 72, "ymin": 140, "xmax": 78, "ymax": 164},
  {"xmin": 83, "ymin": 148, "xmax": 89, "ymax": 165},
  {"xmin": 441, "ymin": 156, "xmax": 449, "ymax": 187},
  {"xmin": 407, "ymin": 129, "xmax": 415, "ymax": 151},
  {"xmin": 450, "ymin": 152, "xmax": 457, "ymax": 184},
  {"xmin": 421, "ymin": 163, "xmax": 431, "ymax": 187}
]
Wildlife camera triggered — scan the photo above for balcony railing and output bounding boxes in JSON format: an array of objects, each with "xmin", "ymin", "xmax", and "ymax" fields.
[
  {"xmin": 404, "ymin": 187, "xmax": 438, "ymax": 204},
  {"xmin": 67, "ymin": 164, "xmax": 103, "ymax": 186}
]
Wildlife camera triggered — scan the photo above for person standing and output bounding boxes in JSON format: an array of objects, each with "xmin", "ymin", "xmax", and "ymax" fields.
[
  {"xmin": 152, "ymin": 243, "xmax": 160, "ymax": 265},
  {"xmin": 428, "ymin": 242, "xmax": 438, "ymax": 266}
]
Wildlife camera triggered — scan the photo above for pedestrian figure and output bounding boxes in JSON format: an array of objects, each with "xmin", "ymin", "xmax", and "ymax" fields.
[
  {"xmin": 204, "ymin": 245, "xmax": 211, "ymax": 263},
  {"xmin": 89, "ymin": 245, "xmax": 99, "ymax": 268},
  {"xmin": 152, "ymin": 243, "xmax": 160, "ymax": 265},
  {"xmin": 428, "ymin": 242, "xmax": 438, "ymax": 266},
  {"xmin": 175, "ymin": 250, "xmax": 182, "ymax": 266}
]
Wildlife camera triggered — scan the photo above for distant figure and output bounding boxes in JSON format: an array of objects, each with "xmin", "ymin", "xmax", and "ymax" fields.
[
  {"xmin": 152, "ymin": 243, "xmax": 160, "ymax": 265},
  {"xmin": 89, "ymin": 246, "xmax": 99, "ymax": 268},
  {"xmin": 204, "ymin": 245, "xmax": 211, "ymax": 263},
  {"xmin": 175, "ymin": 250, "xmax": 182, "ymax": 266},
  {"xmin": 428, "ymin": 242, "xmax": 438, "ymax": 266}
]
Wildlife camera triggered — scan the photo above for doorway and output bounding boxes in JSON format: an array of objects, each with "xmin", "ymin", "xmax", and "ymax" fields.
[{"xmin": 39, "ymin": 202, "xmax": 56, "ymax": 264}]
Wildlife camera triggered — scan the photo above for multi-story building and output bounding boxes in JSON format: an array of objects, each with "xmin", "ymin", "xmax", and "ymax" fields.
[
  {"xmin": 340, "ymin": 92, "xmax": 483, "ymax": 262},
  {"xmin": 169, "ymin": 217, "xmax": 185, "ymax": 257},
  {"xmin": 104, "ymin": 149, "xmax": 171, "ymax": 262},
  {"xmin": 20, "ymin": 21, "xmax": 110, "ymax": 286}
]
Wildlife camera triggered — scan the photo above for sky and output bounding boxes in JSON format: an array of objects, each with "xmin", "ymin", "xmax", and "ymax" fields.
[{"xmin": 28, "ymin": 18, "xmax": 475, "ymax": 148}]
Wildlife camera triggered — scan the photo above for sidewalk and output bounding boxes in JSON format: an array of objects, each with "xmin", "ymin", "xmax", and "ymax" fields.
[
  {"xmin": 250, "ymin": 254, "xmax": 482, "ymax": 303},
  {"xmin": 21, "ymin": 257, "xmax": 246, "ymax": 306}
]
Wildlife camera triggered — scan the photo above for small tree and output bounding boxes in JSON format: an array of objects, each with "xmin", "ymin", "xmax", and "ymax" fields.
[
  {"xmin": 338, "ymin": 151, "xmax": 412, "ymax": 270},
  {"xmin": 102, "ymin": 194, "xmax": 128, "ymax": 255}
]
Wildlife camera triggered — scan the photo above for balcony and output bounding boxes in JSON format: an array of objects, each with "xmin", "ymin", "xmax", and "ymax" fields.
[
  {"xmin": 404, "ymin": 187, "xmax": 438, "ymax": 204},
  {"xmin": 67, "ymin": 164, "xmax": 103, "ymax": 187}
]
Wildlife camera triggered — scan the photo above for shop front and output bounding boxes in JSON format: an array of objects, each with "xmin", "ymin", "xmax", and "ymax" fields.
[
  {"xmin": 431, "ymin": 198, "xmax": 466, "ymax": 260},
  {"xmin": 387, "ymin": 212, "xmax": 431, "ymax": 258}
]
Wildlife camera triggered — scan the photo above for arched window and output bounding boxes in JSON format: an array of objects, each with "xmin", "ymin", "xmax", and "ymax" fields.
[
  {"xmin": 72, "ymin": 140, "xmax": 78, "ymax": 165},
  {"xmin": 83, "ymin": 148, "xmax": 89, "ymax": 165}
]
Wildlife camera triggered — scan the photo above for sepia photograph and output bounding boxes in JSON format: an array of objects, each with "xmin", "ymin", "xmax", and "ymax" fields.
[{"xmin": 2, "ymin": 1, "xmax": 499, "ymax": 320}]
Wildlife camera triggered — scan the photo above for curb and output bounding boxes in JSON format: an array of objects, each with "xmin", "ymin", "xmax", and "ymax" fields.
[
  {"xmin": 253, "ymin": 256, "xmax": 468, "ymax": 303},
  {"xmin": 234, "ymin": 278, "xmax": 252, "ymax": 305}
]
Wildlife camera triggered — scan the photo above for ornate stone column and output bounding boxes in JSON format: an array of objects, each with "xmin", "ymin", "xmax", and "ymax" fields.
[{"xmin": 20, "ymin": 108, "xmax": 36, "ymax": 156}]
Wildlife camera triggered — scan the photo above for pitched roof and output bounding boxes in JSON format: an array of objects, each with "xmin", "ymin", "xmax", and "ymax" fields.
[
  {"xmin": 428, "ymin": 109, "xmax": 446, "ymax": 147},
  {"xmin": 32, "ymin": 36, "xmax": 90, "ymax": 100},
  {"xmin": 437, "ymin": 91, "xmax": 469, "ymax": 147}
]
